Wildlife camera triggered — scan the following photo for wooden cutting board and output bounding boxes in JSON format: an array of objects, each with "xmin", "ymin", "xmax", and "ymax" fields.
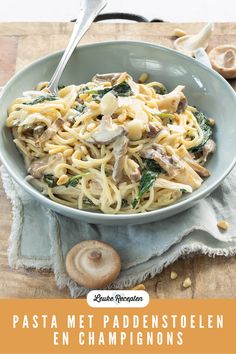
[{"xmin": 0, "ymin": 22, "xmax": 236, "ymax": 298}]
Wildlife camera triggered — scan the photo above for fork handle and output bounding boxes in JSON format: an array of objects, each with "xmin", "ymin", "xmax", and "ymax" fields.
[{"xmin": 48, "ymin": 0, "xmax": 107, "ymax": 95}]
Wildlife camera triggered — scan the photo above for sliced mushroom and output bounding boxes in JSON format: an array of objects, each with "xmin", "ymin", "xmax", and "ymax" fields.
[
  {"xmin": 92, "ymin": 72, "xmax": 127, "ymax": 85},
  {"xmin": 126, "ymin": 158, "xmax": 141, "ymax": 183},
  {"xmin": 174, "ymin": 22, "xmax": 214, "ymax": 57},
  {"xmin": 157, "ymin": 85, "xmax": 188, "ymax": 114},
  {"xmin": 112, "ymin": 135, "xmax": 129, "ymax": 184},
  {"xmin": 28, "ymin": 156, "xmax": 50, "ymax": 179},
  {"xmin": 141, "ymin": 144, "xmax": 185, "ymax": 177},
  {"xmin": 33, "ymin": 124, "xmax": 47, "ymax": 139},
  {"xmin": 18, "ymin": 112, "xmax": 49, "ymax": 127},
  {"xmin": 21, "ymin": 124, "xmax": 46, "ymax": 139},
  {"xmin": 21, "ymin": 125, "xmax": 34, "ymax": 137},
  {"xmin": 154, "ymin": 178, "xmax": 192, "ymax": 193},
  {"xmin": 176, "ymin": 145, "xmax": 210, "ymax": 177},
  {"xmin": 91, "ymin": 115, "xmax": 127, "ymax": 145},
  {"xmin": 130, "ymin": 170, "xmax": 141, "ymax": 183},
  {"xmin": 175, "ymin": 163, "xmax": 203, "ymax": 189},
  {"xmin": 37, "ymin": 117, "xmax": 64, "ymax": 143},
  {"xmin": 89, "ymin": 180, "xmax": 102, "ymax": 196},
  {"xmin": 209, "ymin": 45, "xmax": 236, "ymax": 79},
  {"xmin": 176, "ymin": 97, "xmax": 188, "ymax": 114},
  {"xmin": 23, "ymin": 90, "xmax": 48, "ymax": 98},
  {"xmin": 146, "ymin": 123, "xmax": 161, "ymax": 138},
  {"xmin": 65, "ymin": 240, "xmax": 121, "ymax": 289},
  {"xmin": 28, "ymin": 153, "xmax": 66, "ymax": 179},
  {"xmin": 202, "ymin": 139, "xmax": 216, "ymax": 163}
]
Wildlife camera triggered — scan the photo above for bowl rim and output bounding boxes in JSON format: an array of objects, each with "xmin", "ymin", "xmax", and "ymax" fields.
[{"xmin": 1, "ymin": 39, "xmax": 236, "ymax": 222}]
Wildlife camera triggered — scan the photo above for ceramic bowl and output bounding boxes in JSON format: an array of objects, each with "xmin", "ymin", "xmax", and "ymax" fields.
[{"xmin": 1, "ymin": 41, "xmax": 236, "ymax": 225}]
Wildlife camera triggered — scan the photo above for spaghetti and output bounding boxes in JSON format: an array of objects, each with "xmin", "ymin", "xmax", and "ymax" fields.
[{"xmin": 6, "ymin": 72, "xmax": 216, "ymax": 214}]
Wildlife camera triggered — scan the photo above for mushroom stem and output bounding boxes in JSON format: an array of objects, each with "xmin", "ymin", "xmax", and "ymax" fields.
[
  {"xmin": 224, "ymin": 49, "xmax": 235, "ymax": 68},
  {"xmin": 190, "ymin": 22, "xmax": 214, "ymax": 50},
  {"xmin": 174, "ymin": 22, "xmax": 214, "ymax": 56},
  {"xmin": 88, "ymin": 249, "xmax": 102, "ymax": 261}
]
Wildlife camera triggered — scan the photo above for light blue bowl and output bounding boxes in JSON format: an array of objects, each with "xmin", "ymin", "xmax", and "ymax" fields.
[{"xmin": 1, "ymin": 41, "xmax": 236, "ymax": 225}]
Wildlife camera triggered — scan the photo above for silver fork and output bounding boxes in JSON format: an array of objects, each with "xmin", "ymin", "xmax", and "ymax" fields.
[{"xmin": 48, "ymin": 0, "xmax": 107, "ymax": 96}]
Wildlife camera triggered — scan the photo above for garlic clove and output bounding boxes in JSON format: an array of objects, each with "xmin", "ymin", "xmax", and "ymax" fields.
[{"xmin": 100, "ymin": 91, "xmax": 118, "ymax": 116}]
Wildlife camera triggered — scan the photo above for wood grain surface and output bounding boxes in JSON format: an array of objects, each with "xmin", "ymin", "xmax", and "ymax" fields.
[{"xmin": 0, "ymin": 22, "xmax": 236, "ymax": 298}]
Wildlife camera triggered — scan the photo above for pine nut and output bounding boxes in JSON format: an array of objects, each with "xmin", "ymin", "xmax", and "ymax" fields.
[
  {"xmin": 117, "ymin": 112, "xmax": 127, "ymax": 123},
  {"xmin": 57, "ymin": 174, "xmax": 69, "ymax": 185},
  {"xmin": 217, "ymin": 220, "xmax": 229, "ymax": 230},
  {"xmin": 174, "ymin": 28, "xmax": 187, "ymax": 37},
  {"xmin": 138, "ymin": 72, "xmax": 149, "ymax": 83},
  {"xmin": 132, "ymin": 284, "xmax": 145, "ymax": 290},
  {"xmin": 208, "ymin": 118, "xmax": 215, "ymax": 126},
  {"xmin": 182, "ymin": 277, "xmax": 192, "ymax": 288},
  {"xmin": 170, "ymin": 271, "xmax": 178, "ymax": 280}
]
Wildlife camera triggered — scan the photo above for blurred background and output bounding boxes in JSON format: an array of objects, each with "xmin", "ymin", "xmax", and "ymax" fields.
[{"xmin": 0, "ymin": 0, "xmax": 236, "ymax": 22}]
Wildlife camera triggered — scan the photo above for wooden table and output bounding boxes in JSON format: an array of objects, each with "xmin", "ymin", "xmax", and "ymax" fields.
[{"xmin": 1, "ymin": 22, "xmax": 236, "ymax": 298}]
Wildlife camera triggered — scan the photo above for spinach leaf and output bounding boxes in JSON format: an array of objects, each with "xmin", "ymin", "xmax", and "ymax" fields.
[
  {"xmin": 189, "ymin": 110, "xmax": 213, "ymax": 153},
  {"xmin": 43, "ymin": 174, "xmax": 58, "ymax": 188},
  {"xmin": 85, "ymin": 87, "xmax": 110, "ymax": 98},
  {"xmin": 76, "ymin": 104, "xmax": 87, "ymax": 115},
  {"xmin": 180, "ymin": 189, "xmax": 188, "ymax": 194},
  {"xmin": 132, "ymin": 170, "xmax": 158, "ymax": 208},
  {"xmin": 84, "ymin": 81, "xmax": 133, "ymax": 98},
  {"xmin": 80, "ymin": 85, "xmax": 90, "ymax": 93},
  {"xmin": 24, "ymin": 95, "xmax": 57, "ymax": 105},
  {"xmin": 112, "ymin": 81, "xmax": 132, "ymax": 97},
  {"xmin": 157, "ymin": 113, "xmax": 174, "ymax": 119},
  {"xmin": 156, "ymin": 112, "xmax": 175, "ymax": 125},
  {"xmin": 66, "ymin": 174, "xmax": 83, "ymax": 187},
  {"xmin": 132, "ymin": 159, "xmax": 163, "ymax": 208},
  {"xmin": 58, "ymin": 85, "xmax": 65, "ymax": 90},
  {"xmin": 144, "ymin": 159, "xmax": 163, "ymax": 173}
]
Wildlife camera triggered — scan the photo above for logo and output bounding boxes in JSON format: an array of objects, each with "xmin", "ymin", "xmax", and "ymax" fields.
[{"xmin": 87, "ymin": 290, "xmax": 149, "ymax": 308}]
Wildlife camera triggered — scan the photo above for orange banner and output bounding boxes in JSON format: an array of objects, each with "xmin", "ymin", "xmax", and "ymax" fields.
[{"xmin": 0, "ymin": 299, "xmax": 235, "ymax": 354}]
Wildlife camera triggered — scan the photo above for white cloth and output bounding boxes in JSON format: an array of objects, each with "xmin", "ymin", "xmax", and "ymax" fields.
[{"xmin": 1, "ymin": 165, "xmax": 236, "ymax": 298}]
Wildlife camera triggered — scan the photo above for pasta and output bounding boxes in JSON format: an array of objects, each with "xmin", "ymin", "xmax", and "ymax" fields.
[{"xmin": 6, "ymin": 72, "xmax": 216, "ymax": 214}]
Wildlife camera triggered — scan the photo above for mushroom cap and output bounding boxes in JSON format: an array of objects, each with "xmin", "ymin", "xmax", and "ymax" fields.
[
  {"xmin": 92, "ymin": 72, "xmax": 127, "ymax": 85},
  {"xmin": 209, "ymin": 45, "xmax": 236, "ymax": 79},
  {"xmin": 65, "ymin": 240, "xmax": 121, "ymax": 289},
  {"xmin": 91, "ymin": 115, "xmax": 127, "ymax": 145},
  {"xmin": 174, "ymin": 23, "xmax": 214, "ymax": 57}
]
